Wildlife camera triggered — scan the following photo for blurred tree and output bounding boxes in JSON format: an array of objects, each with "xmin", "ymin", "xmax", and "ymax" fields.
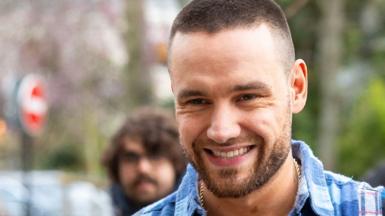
[
  {"xmin": 316, "ymin": 0, "xmax": 345, "ymax": 170},
  {"xmin": 283, "ymin": 0, "xmax": 385, "ymax": 176},
  {"xmin": 338, "ymin": 78, "xmax": 385, "ymax": 177},
  {"xmin": 124, "ymin": 0, "xmax": 154, "ymax": 108},
  {"xmin": 0, "ymin": 1, "xmax": 129, "ymax": 181},
  {"xmin": 336, "ymin": 0, "xmax": 385, "ymax": 177}
]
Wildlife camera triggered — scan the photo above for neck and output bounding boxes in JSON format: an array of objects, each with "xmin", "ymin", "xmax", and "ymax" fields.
[{"xmin": 201, "ymin": 154, "xmax": 299, "ymax": 216}]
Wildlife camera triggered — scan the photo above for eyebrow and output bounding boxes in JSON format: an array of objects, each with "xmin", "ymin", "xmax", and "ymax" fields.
[
  {"xmin": 176, "ymin": 81, "xmax": 272, "ymax": 100},
  {"xmin": 232, "ymin": 81, "xmax": 271, "ymax": 92},
  {"xmin": 177, "ymin": 90, "xmax": 205, "ymax": 100}
]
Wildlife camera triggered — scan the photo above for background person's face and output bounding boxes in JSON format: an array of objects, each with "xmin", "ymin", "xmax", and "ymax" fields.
[
  {"xmin": 118, "ymin": 138, "xmax": 176, "ymax": 204},
  {"xmin": 170, "ymin": 25, "xmax": 293, "ymax": 198}
]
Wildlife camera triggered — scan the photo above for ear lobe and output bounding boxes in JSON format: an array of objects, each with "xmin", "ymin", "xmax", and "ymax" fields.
[{"xmin": 290, "ymin": 59, "xmax": 308, "ymax": 113}]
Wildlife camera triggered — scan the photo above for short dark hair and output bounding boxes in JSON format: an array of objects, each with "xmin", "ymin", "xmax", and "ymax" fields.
[
  {"xmin": 169, "ymin": 0, "xmax": 295, "ymax": 73},
  {"xmin": 102, "ymin": 108, "xmax": 186, "ymax": 184}
]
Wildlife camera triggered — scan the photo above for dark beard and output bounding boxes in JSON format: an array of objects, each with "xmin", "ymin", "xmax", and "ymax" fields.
[
  {"xmin": 188, "ymin": 118, "xmax": 292, "ymax": 198},
  {"xmin": 194, "ymin": 141, "xmax": 290, "ymax": 198}
]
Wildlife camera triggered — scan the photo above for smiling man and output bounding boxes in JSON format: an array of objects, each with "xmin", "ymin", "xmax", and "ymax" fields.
[{"xmin": 135, "ymin": 0, "xmax": 385, "ymax": 215}]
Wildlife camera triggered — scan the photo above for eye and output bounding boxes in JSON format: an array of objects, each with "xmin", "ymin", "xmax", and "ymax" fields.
[
  {"xmin": 120, "ymin": 152, "xmax": 141, "ymax": 163},
  {"xmin": 147, "ymin": 154, "xmax": 163, "ymax": 161},
  {"xmin": 186, "ymin": 98, "xmax": 210, "ymax": 105},
  {"xmin": 237, "ymin": 94, "xmax": 257, "ymax": 102}
]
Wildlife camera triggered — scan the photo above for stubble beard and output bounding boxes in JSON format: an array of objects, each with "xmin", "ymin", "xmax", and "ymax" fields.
[{"xmin": 186, "ymin": 118, "xmax": 292, "ymax": 198}]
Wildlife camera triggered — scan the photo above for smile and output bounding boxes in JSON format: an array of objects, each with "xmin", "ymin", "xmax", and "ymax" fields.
[{"xmin": 205, "ymin": 146, "xmax": 254, "ymax": 159}]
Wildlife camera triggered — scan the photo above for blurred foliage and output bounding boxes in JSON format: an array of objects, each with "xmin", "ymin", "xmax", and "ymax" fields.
[
  {"xmin": 124, "ymin": 0, "xmax": 154, "ymax": 108},
  {"xmin": 338, "ymin": 78, "xmax": 385, "ymax": 177},
  {"xmin": 40, "ymin": 142, "xmax": 84, "ymax": 171},
  {"xmin": 287, "ymin": 0, "xmax": 385, "ymax": 176}
]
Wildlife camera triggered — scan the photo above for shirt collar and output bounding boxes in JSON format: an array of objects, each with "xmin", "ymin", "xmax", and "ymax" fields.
[
  {"xmin": 292, "ymin": 140, "xmax": 335, "ymax": 215},
  {"xmin": 175, "ymin": 164, "xmax": 205, "ymax": 216}
]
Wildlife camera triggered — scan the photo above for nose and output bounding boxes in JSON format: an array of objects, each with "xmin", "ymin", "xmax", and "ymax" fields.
[
  {"xmin": 207, "ymin": 105, "xmax": 241, "ymax": 143},
  {"xmin": 137, "ymin": 157, "xmax": 152, "ymax": 173}
]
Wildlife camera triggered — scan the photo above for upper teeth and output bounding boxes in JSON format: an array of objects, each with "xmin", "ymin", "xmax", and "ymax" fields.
[{"xmin": 212, "ymin": 147, "xmax": 249, "ymax": 158}]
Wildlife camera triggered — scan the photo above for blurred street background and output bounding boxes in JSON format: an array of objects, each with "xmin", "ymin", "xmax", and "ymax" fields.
[{"xmin": 0, "ymin": 0, "xmax": 385, "ymax": 215}]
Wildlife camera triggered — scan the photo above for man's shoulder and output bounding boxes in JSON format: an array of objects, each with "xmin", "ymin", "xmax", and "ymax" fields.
[
  {"xmin": 356, "ymin": 182, "xmax": 384, "ymax": 215},
  {"xmin": 323, "ymin": 170, "xmax": 383, "ymax": 198},
  {"xmin": 323, "ymin": 170, "xmax": 356, "ymax": 186},
  {"xmin": 323, "ymin": 170, "xmax": 385, "ymax": 214},
  {"xmin": 133, "ymin": 192, "xmax": 177, "ymax": 216}
]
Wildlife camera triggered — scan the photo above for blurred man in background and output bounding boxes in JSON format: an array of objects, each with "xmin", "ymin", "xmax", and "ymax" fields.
[{"xmin": 102, "ymin": 108, "xmax": 186, "ymax": 216}]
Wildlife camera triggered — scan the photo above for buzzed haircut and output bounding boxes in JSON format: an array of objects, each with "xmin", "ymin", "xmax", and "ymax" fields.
[{"xmin": 169, "ymin": 0, "xmax": 295, "ymax": 73}]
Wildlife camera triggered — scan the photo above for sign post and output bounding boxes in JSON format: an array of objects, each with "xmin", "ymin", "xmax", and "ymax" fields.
[
  {"xmin": 20, "ymin": 132, "xmax": 33, "ymax": 216},
  {"xmin": 16, "ymin": 74, "xmax": 48, "ymax": 216}
]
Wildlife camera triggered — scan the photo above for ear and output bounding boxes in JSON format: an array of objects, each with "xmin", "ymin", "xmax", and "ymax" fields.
[{"xmin": 290, "ymin": 59, "xmax": 308, "ymax": 114}]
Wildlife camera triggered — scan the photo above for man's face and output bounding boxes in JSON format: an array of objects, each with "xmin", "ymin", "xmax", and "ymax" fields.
[
  {"xmin": 118, "ymin": 138, "xmax": 176, "ymax": 204},
  {"xmin": 169, "ymin": 25, "xmax": 295, "ymax": 198}
]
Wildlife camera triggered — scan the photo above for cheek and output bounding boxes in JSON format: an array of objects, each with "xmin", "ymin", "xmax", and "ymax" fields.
[
  {"xmin": 177, "ymin": 115, "xmax": 206, "ymax": 148},
  {"xmin": 244, "ymin": 109, "xmax": 282, "ymax": 141},
  {"xmin": 118, "ymin": 163, "xmax": 136, "ymax": 183},
  {"xmin": 154, "ymin": 162, "xmax": 176, "ymax": 187}
]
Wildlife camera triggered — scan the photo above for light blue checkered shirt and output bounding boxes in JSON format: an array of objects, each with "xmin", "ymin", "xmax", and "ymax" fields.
[{"xmin": 135, "ymin": 140, "xmax": 385, "ymax": 216}]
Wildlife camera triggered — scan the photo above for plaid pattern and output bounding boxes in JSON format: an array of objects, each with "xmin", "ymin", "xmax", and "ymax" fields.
[
  {"xmin": 135, "ymin": 140, "xmax": 384, "ymax": 216},
  {"xmin": 383, "ymin": 191, "xmax": 385, "ymax": 216},
  {"xmin": 358, "ymin": 183, "xmax": 383, "ymax": 216}
]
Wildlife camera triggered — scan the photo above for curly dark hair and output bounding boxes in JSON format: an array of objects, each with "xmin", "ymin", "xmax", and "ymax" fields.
[{"xmin": 102, "ymin": 108, "xmax": 186, "ymax": 184}]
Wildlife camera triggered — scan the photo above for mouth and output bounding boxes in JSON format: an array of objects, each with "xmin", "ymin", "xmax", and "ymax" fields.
[
  {"xmin": 203, "ymin": 145, "xmax": 256, "ymax": 166},
  {"xmin": 207, "ymin": 146, "xmax": 253, "ymax": 158},
  {"xmin": 135, "ymin": 181, "xmax": 157, "ymax": 193},
  {"xmin": 134, "ymin": 175, "xmax": 158, "ymax": 187}
]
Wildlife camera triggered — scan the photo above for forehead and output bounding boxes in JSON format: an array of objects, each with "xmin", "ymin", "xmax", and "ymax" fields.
[
  {"xmin": 169, "ymin": 25, "xmax": 285, "ymax": 90},
  {"xmin": 170, "ymin": 25, "xmax": 276, "ymax": 61},
  {"xmin": 122, "ymin": 137, "xmax": 145, "ymax": 153}
]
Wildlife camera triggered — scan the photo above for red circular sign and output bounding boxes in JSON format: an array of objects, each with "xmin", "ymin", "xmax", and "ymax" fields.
[{"xmin": 17, "ymin": 74, "xmax": 48, "ymax": 136}]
